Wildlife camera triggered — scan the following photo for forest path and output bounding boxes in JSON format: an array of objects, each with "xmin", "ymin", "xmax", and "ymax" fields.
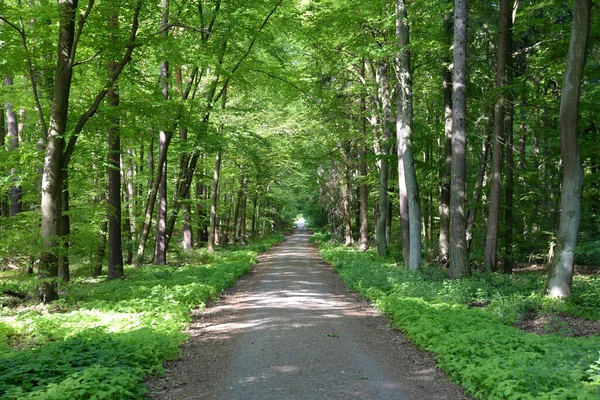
[{"xmin": 147, "ymin": 228, "xmax": 470, "ymax": 399}]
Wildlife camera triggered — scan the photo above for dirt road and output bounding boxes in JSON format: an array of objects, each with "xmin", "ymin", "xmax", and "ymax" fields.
[{"xmin": 147, "ymin": 229, "xmax": 470, "ymax": 399}]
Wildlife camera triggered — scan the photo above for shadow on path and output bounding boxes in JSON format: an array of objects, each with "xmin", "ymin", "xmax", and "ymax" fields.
[{"xmin": 148, "ymin": 228, "xmax": 471, "ymax": 400}]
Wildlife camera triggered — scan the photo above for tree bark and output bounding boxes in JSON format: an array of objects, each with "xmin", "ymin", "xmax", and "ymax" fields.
[
  {"xmin": 107, "ymin": 92, "xmax": 123, "ymax": 276},
  {"xmin": 376, "ymin": 63, "xmax": 392, "ymax": 257},
  {"xmin": 341, "ymin": 144, "xmax": 353, "ymax": 246},
  {"xmin": 154, "ymin": 0, "xmax": 171, "ymax": 265},
  {"xmin": 466, "ymin": 110, "xmax": 493, "ymax": 253},
  {"xmin": 448, "ymin": 0, "xmax": 470, "ymax": 279},
  {"xmin": 503, "ymin": 18, "xmax": 515, "ymax": 275},
  {"xmin": 208, "ymin": 150, "xmax": 222, "ymax": 252},
  {"xmin": 396, "ymin": 0, "xmax": 421, "ymax": 271},
  {"xmin": 39, "ymin": 0, "xmax": 78, "ymax": 302},
  {"xmin": 4, "ymin": 78, "xmax": 23, "ymax": 216},
  {"xmin": 483, "ymin": 0, "xmax": 511, "ymax": 272},
  {"xmin": 107, "ymin": 12, "xmax": 124, "ymax": 278},
  {"xmin": 439, "ymin": 10, "xmax": 453, "ymax": 265},
  {"xmin": 358, "ymin": 82, "xmax": 370, "ymax": 251},
  {"xmin": 545, "ymin": 0, "xmax": 590, "ymax": 297}
]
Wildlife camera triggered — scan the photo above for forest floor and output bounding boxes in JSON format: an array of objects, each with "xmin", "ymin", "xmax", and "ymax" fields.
[{"xmin": 146, "ymin": 228, "xmax": 471, "ymax": 400}]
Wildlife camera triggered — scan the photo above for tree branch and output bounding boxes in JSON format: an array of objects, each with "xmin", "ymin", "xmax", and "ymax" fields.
[
  {"xmin": 214, "ymin": 0, "xmax": 282, "ymax": 103},
  {"xmin": 63, "ymin": 0, "xmax": 143, "ymax": 168},
  {"xmin": 70, "ymin": 0, "xmax": 96, "ymax": 66}
]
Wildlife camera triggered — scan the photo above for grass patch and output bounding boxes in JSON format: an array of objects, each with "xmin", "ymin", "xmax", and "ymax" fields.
[
  {"xmin": 0, "ymin": 234, "xmax": 284, "ymax": 399},
  {"xmin": 319, "ymin": 243, "xmax": 600, "ymax": 400}
]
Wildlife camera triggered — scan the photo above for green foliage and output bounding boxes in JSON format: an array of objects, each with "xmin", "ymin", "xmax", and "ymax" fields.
[
  {"xmin": 320, "ymin": 243, "xmax": 600, "ymax": 399},
  {"xmin": 0, "ymin": 235, "xmax": 283, "ymax": 399}
]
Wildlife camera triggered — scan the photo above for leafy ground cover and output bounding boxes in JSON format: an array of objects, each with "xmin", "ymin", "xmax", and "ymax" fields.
[
  {"xmin": 0, "ymin": 234, "xmax": 284, "ymax": 399},
  {"xmin": 316, "ymin": 238, "xmax": 600, "ymax": 400}
]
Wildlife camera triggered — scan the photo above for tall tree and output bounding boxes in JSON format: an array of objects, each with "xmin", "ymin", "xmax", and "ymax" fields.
[
  {"xmin": 438, "ymin": 8, "xmax": 453, "ymax": 265},
  {"xmin": 448, "ymin": 0, "xmax": 470, "ymax": 279},
  {"xmin": 376, "ymin": 62, "xmax": 392, "ymax": 257},
  {"xmin": 396, "ymin": 0, "xmax": 421, "ymax": 271},
  {"xmin": 107, "ymin": 11, "xmax": 124, "ymax": 279},
  {"xmin": 4, "ymin": 77, "xmax": 22, "ymax": 216},
  {"xmin": 154, "ymin": 0, "xmax": 171, "ymax": 265},
  {"xmin": 545, "ymin": 0, "xmax": 591, "ymax": 298},
  {"xmin": 483, "ymin": 0, "xmax": 512, "ymax": 272},
  {"xmin": 39, "ymin": 0, "xmax": 79, "ymax": 302}
]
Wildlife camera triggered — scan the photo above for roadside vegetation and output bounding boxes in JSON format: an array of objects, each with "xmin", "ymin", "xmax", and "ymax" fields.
[
  {"xmin": 313, "ymin": 234, "xmax": 600, "ymax": 400},
  {"xmin": 0, "ymin": 234, "xmax": 284, "ymax": 399}
]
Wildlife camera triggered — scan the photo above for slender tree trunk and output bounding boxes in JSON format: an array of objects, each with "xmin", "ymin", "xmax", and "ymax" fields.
[
  {"xmin": 107, "ymin": 77, "xmax": 124, "ymax": 276},
  {"xmin": 449, "ymin": 0, "xmax": 470, "ymax": 279},
  {"xmin": 238, "ymin": 177, "xmax": 248, "ymax": 243},
  {"xmin": 58, "ymin": 173, "xmax": 70, "ymax": 282},
  {"xmin": 251, "ymin": 192, "xmax": 259, "ymax": 238},
  {"xmin": 4, "ymin": 78, "xmax": 23, "ymax": 216},
  {"xmin": 466, "ymin": 109, "xmax": 493, "ymax": 252},
  {"xmin": 124, "ymin": 149, "xmax": 137, "ymax": 264},
  {"xmin": 376, "ymin": 63, "xmax": 392, "ymax": 257},
  {"xmin": 208, "ymin": 151, "xmax": 222, "ymax": 252},
  {"xmin": 208, "ymin": 88, "xmax": 227, "ymax": 251},
  {"xmin": 359, "ymin": 86, "xmax": 369, "ymax": 251},
  {"xmin": 545, "ymin": 0, "xmax": 590, "ymax": 297},
  {"xmin": 0, "ymin": 103, "xmax": 6, "ymax": 218},
  {"xmin": 39, "ymin": 0, "xmax": 78, "ymax": 302},
  {"xmin": 503, "ymin": 20, "xmax": 515, "ymax": 275},
  {"xmin": 154, "ymin": 0, "xmax": 171, "ymax": 265},
  {"xmin": 397, "ymin": 0, "xmax": 421, "ymax": 271},
  {"xmin": 483, "ymin": 0, "xmax": 511, "ymax": 272},
  {"xmin": 136, "ymin": 133, "xmax": 172, "ymax": 265},
  {"xmin": 341, "ymin": 143, "xmax": 353, "ymax": 246},
  {"xmin": 439, "ymin": 10, "xmax": 453, "ymax": 265},
  {"xmin": 93, "ymin": 184, "xmax": 108, "ymax": 277}
]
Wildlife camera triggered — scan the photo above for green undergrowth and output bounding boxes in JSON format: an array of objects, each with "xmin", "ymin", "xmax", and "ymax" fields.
[
  {"xmin": 0, "ymin": 234, "xmax": 284, "ymax": 399},
  {"xmin": 318, "ymin": 242, "xmax": 600, "ymax": 400}
]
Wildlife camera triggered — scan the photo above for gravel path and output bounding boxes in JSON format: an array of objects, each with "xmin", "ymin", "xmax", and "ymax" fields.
[{"xmin": 147, "ymin": 229, "xmax": 471, "ymax": 399}]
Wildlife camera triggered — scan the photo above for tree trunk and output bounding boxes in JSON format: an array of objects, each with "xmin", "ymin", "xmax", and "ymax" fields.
[
  {"xmin": 154, "ymin": 129, "xmax": 169, "ymax": 265},
  {"xmin": 359, "ymin": 86, "xmax": 370, "ymax": 251},
  {"xmin": 124, "ymin": 148, "xmax": 137, "ymax": 264},
  {"xmin": 251, "ymin": 192, "xmax": 259, "ymax": 238},
  {"xmin": 238, "ymin": 177, "xmax": 248, "ymax": 244},
  {"xmin": 154, "ymin": 0, "xmax": 171, "ymax": 265},
  {"xmin": 342, "ymin": 143, "xmax": 353, "ymax": 246},
  {"xmin": 503, "ymin": 20, "xmax": 515, "ymax": 275},
  {"xmin": 466, "ymin": 110, "xmax": 493, "ymax": 252},
  {"xmin": 136, "ymin": 132, "xmax": 172, "ymax": 265},
  {"xmin": 545, "ymin": 0, "xmax": 590, "ymax": 298},
  {"xmin": 39, "ymin": 0, "xmax": 78, "ymax": 302},
  {"xmin": 4, "ymin": 78, "xmax": 23, "ymax": 216},
  {"xmin": 208, "ymin": 151, "xmax": 222, "ymax": 252},
  {"xmin": 397, "ymin": 0, "xmax": 421, "ymax": 271},
  {"xmin": 483, "ymin": 0, "xmax": 511, "ymax": 272},
  {"xmin": 438, "ymin": 10, "xmax": 453, "ymax": 265},
  {"xmin": 376, "ymin": 63, "xmax": 392, "ymax": 257},
  {"xmin": 107, "ymin": 72, "xmax": 124, "ymax": 277},
  {"xmin": 0, "ymin": 102, "xmax": 6, "ymax": 218},
  {"xmin": 57, "ymin": 172, "xmax": 71, "ymax": 282},
  {"xmin": 448, "ymin": 0, "xmax": 470, "ymax": 279}
]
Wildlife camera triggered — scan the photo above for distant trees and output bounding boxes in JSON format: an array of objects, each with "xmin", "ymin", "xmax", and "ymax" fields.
[{"xmin": 298, "ymin": 0, "xmax": 598, "ymax": 297}]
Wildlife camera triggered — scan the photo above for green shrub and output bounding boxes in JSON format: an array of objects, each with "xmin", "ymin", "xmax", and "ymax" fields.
[
  {"xmin": 320, "ymin": 243, "xmax": 600, "ymax": 399},
  {"xmin": 0, "ymin": 234, "xmax": 284, "ymax": 399}
]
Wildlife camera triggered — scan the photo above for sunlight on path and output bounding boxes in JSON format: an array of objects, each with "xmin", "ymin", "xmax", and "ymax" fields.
[{"xmin": 149, "ymin": 229, "xmax": 468, "ymax": 400}]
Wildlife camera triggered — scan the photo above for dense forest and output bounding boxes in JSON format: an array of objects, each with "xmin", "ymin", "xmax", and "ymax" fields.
[
  {"xmin": 0, "ymin": 0, "xmax": 599, "ymax": 398},
  {"xmin": 1, "ymin": 0, "xmax": 598, "ymax": 298}
]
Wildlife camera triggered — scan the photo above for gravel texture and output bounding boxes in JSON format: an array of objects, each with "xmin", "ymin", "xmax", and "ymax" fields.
[{"xmin": 147, "ymin": 228, "xmax": 471, "ymax": 399}]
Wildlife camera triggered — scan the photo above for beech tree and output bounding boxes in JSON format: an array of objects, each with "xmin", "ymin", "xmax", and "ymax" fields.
[
  {"xmin": 448, "ymin": 0, "xmax": 470, "ymax": 279},
  {"xmin": 545, "ymin": 0, "xmax": 591, "ymax": 298}
]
